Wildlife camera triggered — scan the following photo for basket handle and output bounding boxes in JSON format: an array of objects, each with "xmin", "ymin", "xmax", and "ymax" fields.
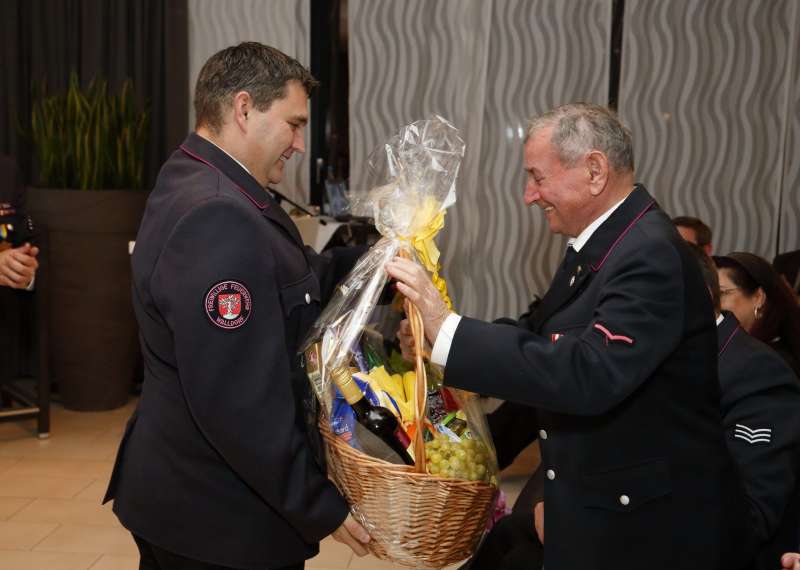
[{"xmin": 399, "ymin": 249, "xmax": 428, "ymax": 473}]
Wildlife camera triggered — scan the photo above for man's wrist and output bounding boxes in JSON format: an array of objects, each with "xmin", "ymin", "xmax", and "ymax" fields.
[{"xmin": 430, "ymin": 313, "xmax": 462, "ymax": 367}]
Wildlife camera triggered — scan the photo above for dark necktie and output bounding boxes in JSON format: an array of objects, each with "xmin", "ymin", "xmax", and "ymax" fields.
[
  {"xmin": 557, "ymin": 245, "xmax": 577, "ymax": 274},
  {"xmin": 563, "ymin": 245, "xmax": 577, "ymax": 268}
]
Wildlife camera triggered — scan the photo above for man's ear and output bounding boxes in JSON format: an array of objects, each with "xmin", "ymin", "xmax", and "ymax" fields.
[
  {"xmin": 231, "ymin": 91, "xmax": 252, "ymax": 132},
  {"xmin": 586, "ymin": 150, "xmax": 609, "ymax": 196}
]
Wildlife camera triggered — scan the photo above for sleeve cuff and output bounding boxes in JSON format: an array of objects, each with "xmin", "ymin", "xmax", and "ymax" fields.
[{"xmin": 430, "ymin": 313, "xmax": 462, "ymax": 367}]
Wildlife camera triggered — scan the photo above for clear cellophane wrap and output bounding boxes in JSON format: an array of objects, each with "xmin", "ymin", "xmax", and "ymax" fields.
[{"xmin": 301, "ymin": 116, "xmax": 499, "ymax": 569}]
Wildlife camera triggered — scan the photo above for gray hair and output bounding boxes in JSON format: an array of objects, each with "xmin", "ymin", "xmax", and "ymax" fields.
[{"xmin": 526, "ymin": 103, "xmax": 634, "ymax": 172}]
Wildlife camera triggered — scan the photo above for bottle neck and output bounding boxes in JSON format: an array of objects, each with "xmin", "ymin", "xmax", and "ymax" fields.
[{"xmin": 331, "ymin": 367, "xmax": 365, "ymax": 406}]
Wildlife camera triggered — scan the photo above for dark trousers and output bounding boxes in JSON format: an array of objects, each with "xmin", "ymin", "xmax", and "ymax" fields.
[
  {"xmin": 134, "ymin": 535, "xmax": 304, "ymax": 570},
  {"xmin": 463, "ymin": 512, "xmax": 544, "ymax": 570}
]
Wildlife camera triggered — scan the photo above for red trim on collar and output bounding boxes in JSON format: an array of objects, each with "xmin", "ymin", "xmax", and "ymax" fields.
[
  {"xmin": 179, "ymin": 145, "xmax": 267, "ymax": 210},
  {"xmin": 591, "ymin": 200, "xmax": 656, "ymax": 272},
  {"xmin": 719, "ymin": 324, "xmax": 740, "ymax": 355}
]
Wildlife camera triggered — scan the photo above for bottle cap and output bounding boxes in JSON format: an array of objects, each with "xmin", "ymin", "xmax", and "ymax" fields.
[{"xmin": 330, "ymin": 367, "xmax": 363, "ymax": 405}]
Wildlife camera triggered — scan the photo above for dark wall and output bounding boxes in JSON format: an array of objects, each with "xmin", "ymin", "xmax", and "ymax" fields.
[{"xmin": 0, "ymin": 0, "xmax": 189, "ymax": 189}]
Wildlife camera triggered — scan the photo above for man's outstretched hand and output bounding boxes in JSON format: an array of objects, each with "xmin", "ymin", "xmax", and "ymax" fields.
[{"xmin": 385, "ymin": 257, "xmax": 450, "ymax": 346}]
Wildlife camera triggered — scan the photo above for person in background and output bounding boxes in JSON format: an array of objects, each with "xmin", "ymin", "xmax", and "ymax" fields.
[
  {"xmin": 774, "ymin": 250, "xmax": 800, "ymax": 298},
  {"xmin": 0, "ymin": 154, "xmax": 39, "ymax": 290},
  {"xmin": 672, "ymin": 214, "xmax": 713, "ymax": 254},
  {"xmin": 690, "ymin": 244, "xmax": 800, "ymax": 570},
  {"xmin": 104, "ymin": 42, "xmax": 369, "ymax": 570},
  {"xmin": 715, "ymin": 252, "xmax": 800, "ymax": 377}
]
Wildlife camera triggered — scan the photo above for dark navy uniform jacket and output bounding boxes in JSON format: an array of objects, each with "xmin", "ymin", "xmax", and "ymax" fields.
[
  {"xmin": 446, "ymin": 185, "xmax": 751, "ymax": 570},
  {"xmin": 486, "ymin": 310, "xmax": 800, "ymax": 570},
  {"xmin": 104, "ymin": 133, "xmax": 357, "ymax": 568},
  {"xmin": 718, "ymin": 312, "xmax": 800, "ymax": 569}
]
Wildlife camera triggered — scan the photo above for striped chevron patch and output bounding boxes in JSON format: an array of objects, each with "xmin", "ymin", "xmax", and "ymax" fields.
[{"xmin": 734, "ymin": 424, "xmax": 772, "ymax": 444}]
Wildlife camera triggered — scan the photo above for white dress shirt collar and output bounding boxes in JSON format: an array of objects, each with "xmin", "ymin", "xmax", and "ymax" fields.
[{"xmin": 567, "ymin": 195, "xmax": 628, "ymax": 253}]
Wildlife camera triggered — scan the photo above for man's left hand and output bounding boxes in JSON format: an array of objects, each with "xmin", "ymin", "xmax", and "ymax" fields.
[{"xmin": 385, "ymin": 257, "xmax": 450, "ymax": 346}]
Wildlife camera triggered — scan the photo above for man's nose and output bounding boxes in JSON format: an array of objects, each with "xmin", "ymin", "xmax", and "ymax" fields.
[
  {"xmin": 293, "ymin": 130, "xmax": 306, "ymax": 154},
  {"xmin": 524, "ymin": 183, "xmax": 539, "ymax": 206}
]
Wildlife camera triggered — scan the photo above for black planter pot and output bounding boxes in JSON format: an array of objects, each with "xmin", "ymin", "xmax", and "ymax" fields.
[{"xmin": 26, "ymin": 188, "xmax": 148, "ymax": 411}]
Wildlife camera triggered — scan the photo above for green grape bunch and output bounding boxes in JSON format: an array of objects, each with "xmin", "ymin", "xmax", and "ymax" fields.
[{"xmin": 424, "ymin": 438, "xmax": 496, "ymax": 485}]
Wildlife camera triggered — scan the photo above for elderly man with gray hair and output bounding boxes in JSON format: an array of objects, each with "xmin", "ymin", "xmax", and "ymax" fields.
[{"xmin": 387, "ymin": 103, "xmax": 753, "ymax": 570}]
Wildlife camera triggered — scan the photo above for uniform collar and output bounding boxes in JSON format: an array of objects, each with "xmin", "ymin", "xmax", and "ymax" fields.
[
  {"xmin": 530, "ymin": 184, "xmax": 657, "ymax": 332},
  {"xmin": 179, "ymin": 132, "xmax": 276, "ymax": 211},
  {"xmin": 179, "ymin": 133, "xmax": 305, "ymax": 247},
  {"xmin": 717, "ymin": 311, "xmax": 741, "ymax": 355},
  {"xmin": 203, "ymin": 137, "xmax": 254, "ymax": 178},
  {"xmin": 567, "ymin": 194, "xmax": 628, "ymax": 253},
  {"xmin": 574, "ymin": 184, "xmax": 657, "ymax": 272}
]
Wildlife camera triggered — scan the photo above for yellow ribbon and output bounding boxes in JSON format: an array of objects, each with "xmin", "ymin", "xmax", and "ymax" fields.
[{"xmin": 400, "ymin": 206, "xmax": 453, "ymax": 310}]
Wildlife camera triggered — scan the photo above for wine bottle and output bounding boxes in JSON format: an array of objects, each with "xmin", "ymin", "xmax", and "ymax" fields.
[{"xmin": 330, "ymin": 366, "xmax": 414, "ymax": 465}]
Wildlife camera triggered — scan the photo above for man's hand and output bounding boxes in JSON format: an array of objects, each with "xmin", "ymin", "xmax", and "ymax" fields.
[
  {"xmin": 0, "ymin": 243, "xmax": 39, "ymax": 289},
  {"xmin": 331, "ymin": 514, "xmax": 371, "ymax": 557},
  {"xmin": 397, "ymin": 303, "xmax": 433, "ymax": 362},
  {"xmin": 385, "ymin": 258, "xmax": 450, "ymax": 345},
  {"xmin": 397, "ymin": 317, "xmax": 416, "ymax": 361},
  {"xmin": 534, "ymin": 501, "xmax": 544, "ymax": 544},
  {"xmin": 782, "ymin": 552, "xmax": 800, "ymax": 569}
]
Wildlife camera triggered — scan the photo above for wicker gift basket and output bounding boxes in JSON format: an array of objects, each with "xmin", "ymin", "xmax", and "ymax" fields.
[{"xmin": 301, "ymin": 117, "xmax": 499, "ymax": 569}]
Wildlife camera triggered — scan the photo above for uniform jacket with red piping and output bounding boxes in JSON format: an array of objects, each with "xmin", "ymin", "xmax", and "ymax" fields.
[
  {"xmin": 717, "ymin": 312, "xmax": 800, "ymax": 570},
  {"xmin": 104, "ymin": 133, "xmax": 360, "ymax": 568},
  {"xmin": 446, "ymin": 185, "xmax": 752, "ymax": 570}
]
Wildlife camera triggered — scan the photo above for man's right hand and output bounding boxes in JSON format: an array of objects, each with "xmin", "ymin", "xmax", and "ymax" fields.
[
  {"xmin": 331, "ymin": 514, "xmax": 371, "ymax": 557},
  {"xmin": 0, "ymin": 243, "xmax": 39, "ymax": 289},
  {"xmin": 781, "ymin": 552, "xmax": 800, "ymax": 569}
]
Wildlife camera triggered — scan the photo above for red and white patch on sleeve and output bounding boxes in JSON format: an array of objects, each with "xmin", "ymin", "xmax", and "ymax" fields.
[
  {"xmin": 204, "ymin": 280, "xmax": 252, "ymax": 330},
  {"xmin": 593, "ymin": 323, "xmax": 634, "ymax": 345}
]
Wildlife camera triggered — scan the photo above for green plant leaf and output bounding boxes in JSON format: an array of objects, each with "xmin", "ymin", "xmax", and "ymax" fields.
[{"xmin": 26, "ymin": 71, "xmax": 150, "ymax": 190}]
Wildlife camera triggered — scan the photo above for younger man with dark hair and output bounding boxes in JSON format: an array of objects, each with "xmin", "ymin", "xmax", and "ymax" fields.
[{"xmin": 105, "ymin": 43, "xmax": 369, "ymax": 570}]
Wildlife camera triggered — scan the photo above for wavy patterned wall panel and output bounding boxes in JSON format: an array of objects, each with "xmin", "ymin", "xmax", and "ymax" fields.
[
  {"xmin": 470, "ymin": 0, "xmax": 611, "ymax": 319},
  {"xmin": 349, "ymin": 0, "xmax": 611, "ymax": 320},
  {"xmin": 779, "ymin": 2, "xmax": 800, "ymax": 254},
  {"xmin": 619, "ymin": 0, "xmax": 795, "ymax": 259},
  {"xmin": 187, "ymin": 0, "xmax": 311, "ymax": 203},
  {"xmin": 349, "ymin": 0, "xmax": 493, "ymax": 318}
]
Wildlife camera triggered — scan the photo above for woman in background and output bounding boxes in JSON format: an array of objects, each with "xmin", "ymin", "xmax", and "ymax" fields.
[{"xmin": 715, "ymin": 251, "xmax": 800, "ymax": 377}]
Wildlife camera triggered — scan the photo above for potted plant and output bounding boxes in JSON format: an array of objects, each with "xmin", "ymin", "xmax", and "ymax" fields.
[{"xmin": 25, "ymin": 72, "xmax": 150, "ymax": 411}]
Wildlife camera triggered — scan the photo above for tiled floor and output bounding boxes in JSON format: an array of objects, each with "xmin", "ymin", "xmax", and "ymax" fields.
[{"xmin": 0, "ymin": 399, "xmax": 538, "ymax": 570}]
